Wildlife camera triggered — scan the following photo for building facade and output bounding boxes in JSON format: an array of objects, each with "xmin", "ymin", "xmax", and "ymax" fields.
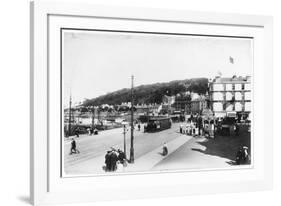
[
  {"xmin": 173, "ymin": 94, "xmax": 191, "ymax": 113},
  {"xmin": 208, "ymin": 75, "xmax": 251, "ymax": 119},
  {"xmin": 161, "ymin": 95, "xmax": 176, "ymax": 114},
  {"xmin": 190, "ymin": 95, "xmax": 208, "ymax": 114}
]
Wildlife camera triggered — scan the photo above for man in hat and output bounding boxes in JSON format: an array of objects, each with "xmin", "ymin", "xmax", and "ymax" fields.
[
  {"xmin": 70, "ymin": 138, "xmax": 79, "ymax": 155},
  {"xmin": 105, "ymin": 151, "xmax": 112, "ymax": 171},
  {"xmin": 110, "ymin": 150, "xmax": 118, "ymax": 172},
  {"xmin": 117, "ymin": 149, "xmax": 126, "ymax": 164},
  {"xmin": 236, "ymin": 146, "xmax": 243, "ymax": 165}
]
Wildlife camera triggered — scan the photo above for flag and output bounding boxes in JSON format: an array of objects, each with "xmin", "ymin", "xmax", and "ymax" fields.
[{"xmin": 229, "ymin": 56, "xmax": 234, "ymax": 64}]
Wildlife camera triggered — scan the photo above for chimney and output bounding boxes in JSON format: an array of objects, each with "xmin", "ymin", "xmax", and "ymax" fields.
[{"xmin": 246, "ymin": 76, "xmax": 251, "ymax": 82}]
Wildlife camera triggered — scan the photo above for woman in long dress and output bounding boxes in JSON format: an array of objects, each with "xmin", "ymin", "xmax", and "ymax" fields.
[{"xmin": 162, "ymin": 142, "xmax": 168, "ymax": 156}]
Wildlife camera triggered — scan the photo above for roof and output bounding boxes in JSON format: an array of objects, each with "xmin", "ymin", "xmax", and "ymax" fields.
[{"xmin": 210, "ymin": 76, "xmax": 251, "ymax": 84}]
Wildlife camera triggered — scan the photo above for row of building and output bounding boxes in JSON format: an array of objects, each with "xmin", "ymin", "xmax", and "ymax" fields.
[
  {"xmin": 160, "ymin": 75, "xmax": 251, "ymax": 120},
  {"xmin": 65, "ymin": 75, "xmax": 252, "ymax": 122}
]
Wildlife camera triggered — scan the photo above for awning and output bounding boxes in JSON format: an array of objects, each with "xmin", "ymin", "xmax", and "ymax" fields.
[{"xmin": 227, "ymin": 112, "xmax": 236, "ymax": 118}]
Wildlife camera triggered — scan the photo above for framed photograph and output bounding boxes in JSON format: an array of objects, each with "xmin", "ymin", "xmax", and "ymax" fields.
[{"xmin": 30, "ymin": 1, "xmax": 273, "ymax": 205}]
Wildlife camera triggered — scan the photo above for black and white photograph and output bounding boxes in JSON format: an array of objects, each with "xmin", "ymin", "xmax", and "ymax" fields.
[{"xmin": 62, "ymin": 29, "xmax": 252, "ymax": 176}]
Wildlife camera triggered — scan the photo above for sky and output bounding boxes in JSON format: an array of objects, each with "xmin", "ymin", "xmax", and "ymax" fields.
[{"xmin": 63, "ymin": 30, "xmax": 253, "ymax": 105}]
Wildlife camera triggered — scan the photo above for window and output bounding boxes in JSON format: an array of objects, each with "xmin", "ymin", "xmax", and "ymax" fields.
[
  {"xmin": 225, "ymin": 103, "xmax": 234, "ymax": 111},
  {"xmin": 226, "ymin": 92, "xmax": 232, "ymax": 101},
  {"xmin": 235, "ymin": 102, "xmax": 242, "ymax": 111},
  {"xmin": 245, "ymin": 92, "xmax": 251, "ymax": 100},
  {"xmin": 226, "ymin": 84, "xmax": 232, "ymax": 91},
  {"xmin": 245, "ymin": 83, "xmax": 251, "ymax": 90},
  {"xmin": 213, "ymin": 92, "xmax": 223, "ymax": 101},
  {"xmin": 245, "ymin": 102, "xmax": 251, "ymax": 111},
  {"xmin": 213, "ymin": 84, "xmax": 224, "ymax": 91},
  {"xmin": 235, "ymin": 84, "xmax": 242, "ymax": 90},
  {"xmin": 235, "ymin": 92, "xmax": 242, "ymax": 100},
  {"xmin": 213, "ymin": 102, "xmax": 223, "ymax": 111}
]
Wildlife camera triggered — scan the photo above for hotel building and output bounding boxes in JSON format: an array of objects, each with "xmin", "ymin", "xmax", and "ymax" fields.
[{"xmin": 208, "ymin": 75, "xmax": 251, "ymax": 119}]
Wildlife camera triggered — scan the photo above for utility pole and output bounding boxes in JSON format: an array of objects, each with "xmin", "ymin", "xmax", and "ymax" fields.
[
  {"xmin": 97, "ymin": 106, "xmax": 101, "ymax": 124},
  {"xmin": 68, "ymin": 95, "xmax": 72, "ymax": 137},
  {"xmin": 123, "ymin": 125, "xmax": 127, "ymax": 159},
  {"xmin": 129, "ymin": 75, "xmax": 135, "ymax": 163},
  {"xmin": 91, "ymin": 106, "xmax": 95, "ymax": 129}
]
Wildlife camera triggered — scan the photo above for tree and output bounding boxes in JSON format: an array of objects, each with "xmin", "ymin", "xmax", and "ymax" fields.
[{"xmin": 82, "ymin": 78, "xmax": 208, "ymax": 106}]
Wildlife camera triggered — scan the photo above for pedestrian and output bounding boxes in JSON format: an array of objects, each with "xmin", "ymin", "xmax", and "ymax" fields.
[
  {"xmin": 70, "ymin": 138, "xmax": 79, "ymax": 155},
  {"xmin": 117, "ymin": 149, "xmax": 126, "ymax": 164},
  {"xmin": 75, "ymin": 127, "xmax": 79, "ymax": 137},
  {"xmin": 195, "ymin": 127, "xmax": 199, "ymax": 136},
  {"xmin": 162, "ymin": 142, "xmax": 168, "ymax": 156},
  {"xmin": 234, "ymin": 123, "xmax": 239, "ymax": 136},
  {"xmin": 242, "ymin": 146, "xmax": 250, "ymax": 164},
  {"xmin": 204, "ymin": 124, "xmax": 208, "ymax": 136},
  {"xmin": 180, "ymin": 124, "xmax": 183, "ymax": 134},
  {"xmin": 184, "ymin": 124, "xmax": 187, "ymax": 134},
  {"xmin": 187, "ymin": 124, "xmax": 191, "ymax": 134},
  {"xmin": 190, "ymin": 121, "xmax": 194, "ymax": 135},
  {"xmin": 87, "ymin": 127, "xmax": 91, "ymax": 135},
  {"xmin": 110, "ymin": 150, "xmax": 118, "ymax": 171},
  {"xmin": 105, "ymin": 151, "xmax": 112, "ymax": 171},
  {"xmin": 198, "ymin": 116, "xmax": 202, "ymax": 135},
  {"xmin": 90, "ymin": 127, "xmax": 94, "ymax": 135},
  {"xmin": 190, "ymin": 114, "xmax": 194, "ymax": 122},
  {"xmin": 115, "ymin": 161, "xmax": 122, "ymax": 172},
  {"xmin": 183, "ymin": 123, "xmax": 186, "ymax": 135},
  {"xmin": 236, "ymin": 146, "xmax": 243, "ymax": 165},
  {"xmin": 210, "ymin": 123, "xmax": 215, "ymax": 138},
  {"xmin": 138, "ymin": 123, "xmax": 141, "ymax": 131},
  {"xmin": 117, "ymin": 150, "xmax": 127, "ymax": 171}
]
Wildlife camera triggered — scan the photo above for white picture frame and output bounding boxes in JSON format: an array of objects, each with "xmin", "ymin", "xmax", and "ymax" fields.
[{"xmin": 30, "ymin": 1, "xmax": 273, "ymax": 205}]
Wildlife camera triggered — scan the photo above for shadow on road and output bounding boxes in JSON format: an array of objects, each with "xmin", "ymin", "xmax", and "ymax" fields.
[
  {"xmin": 191, "ymin": 130, "xmax": 251, "ymax": 165},
  {"xmin": 226, "ymin": 160, "xmax": 237, "ymax": 165}
]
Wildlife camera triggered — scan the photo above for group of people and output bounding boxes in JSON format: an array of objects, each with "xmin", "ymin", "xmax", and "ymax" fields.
[
  {"xmin": 179, "ymin": 115, "xmax": 209, "ymax": 136},
  {"xmin": 86, "ymin": 127, "xmax": 98, "ymax": 135},
  {"xmin": 180, "ymin": 120, "xmax": 200, "ymax": 136},
  {"xmin": 235, "ymin": 146, "xmax": 250, "ymax": 165},
  {"xmin": 104, "ymin": 148, "xmax": 127, "ymax": 172},
  {"xmin": 179, "ymin": 114, "xmax": 209, "ymax": 136}
]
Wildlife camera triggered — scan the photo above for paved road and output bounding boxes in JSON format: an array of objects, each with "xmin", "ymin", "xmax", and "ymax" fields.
[
  {"xmin": 64, "ymin": 123, "xmax": 245, "ymax": 175},
  {"xmin": 64, "ymin": 123, "xmax": 183, "ymax": 174}
]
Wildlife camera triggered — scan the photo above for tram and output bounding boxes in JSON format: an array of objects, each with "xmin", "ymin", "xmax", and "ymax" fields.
[{"xmin": 144, "ymin": 117, "xmax": 172, "ymax": 132}]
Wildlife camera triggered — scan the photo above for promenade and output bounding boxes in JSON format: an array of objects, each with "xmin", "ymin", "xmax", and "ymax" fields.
[{"xmin": 64, "ymin": 122, "xmax": 250, "ymax": 175}]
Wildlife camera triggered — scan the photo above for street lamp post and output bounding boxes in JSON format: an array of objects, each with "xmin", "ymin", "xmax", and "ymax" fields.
[{"xmin": 129, "ymin": 75, "xmax": 135, "ymax": 163}]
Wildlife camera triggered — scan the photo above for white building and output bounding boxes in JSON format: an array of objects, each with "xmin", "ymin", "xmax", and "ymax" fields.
[{"xmin": 208, "ymin": 75, "xmax": 251, "ymax": 119}]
